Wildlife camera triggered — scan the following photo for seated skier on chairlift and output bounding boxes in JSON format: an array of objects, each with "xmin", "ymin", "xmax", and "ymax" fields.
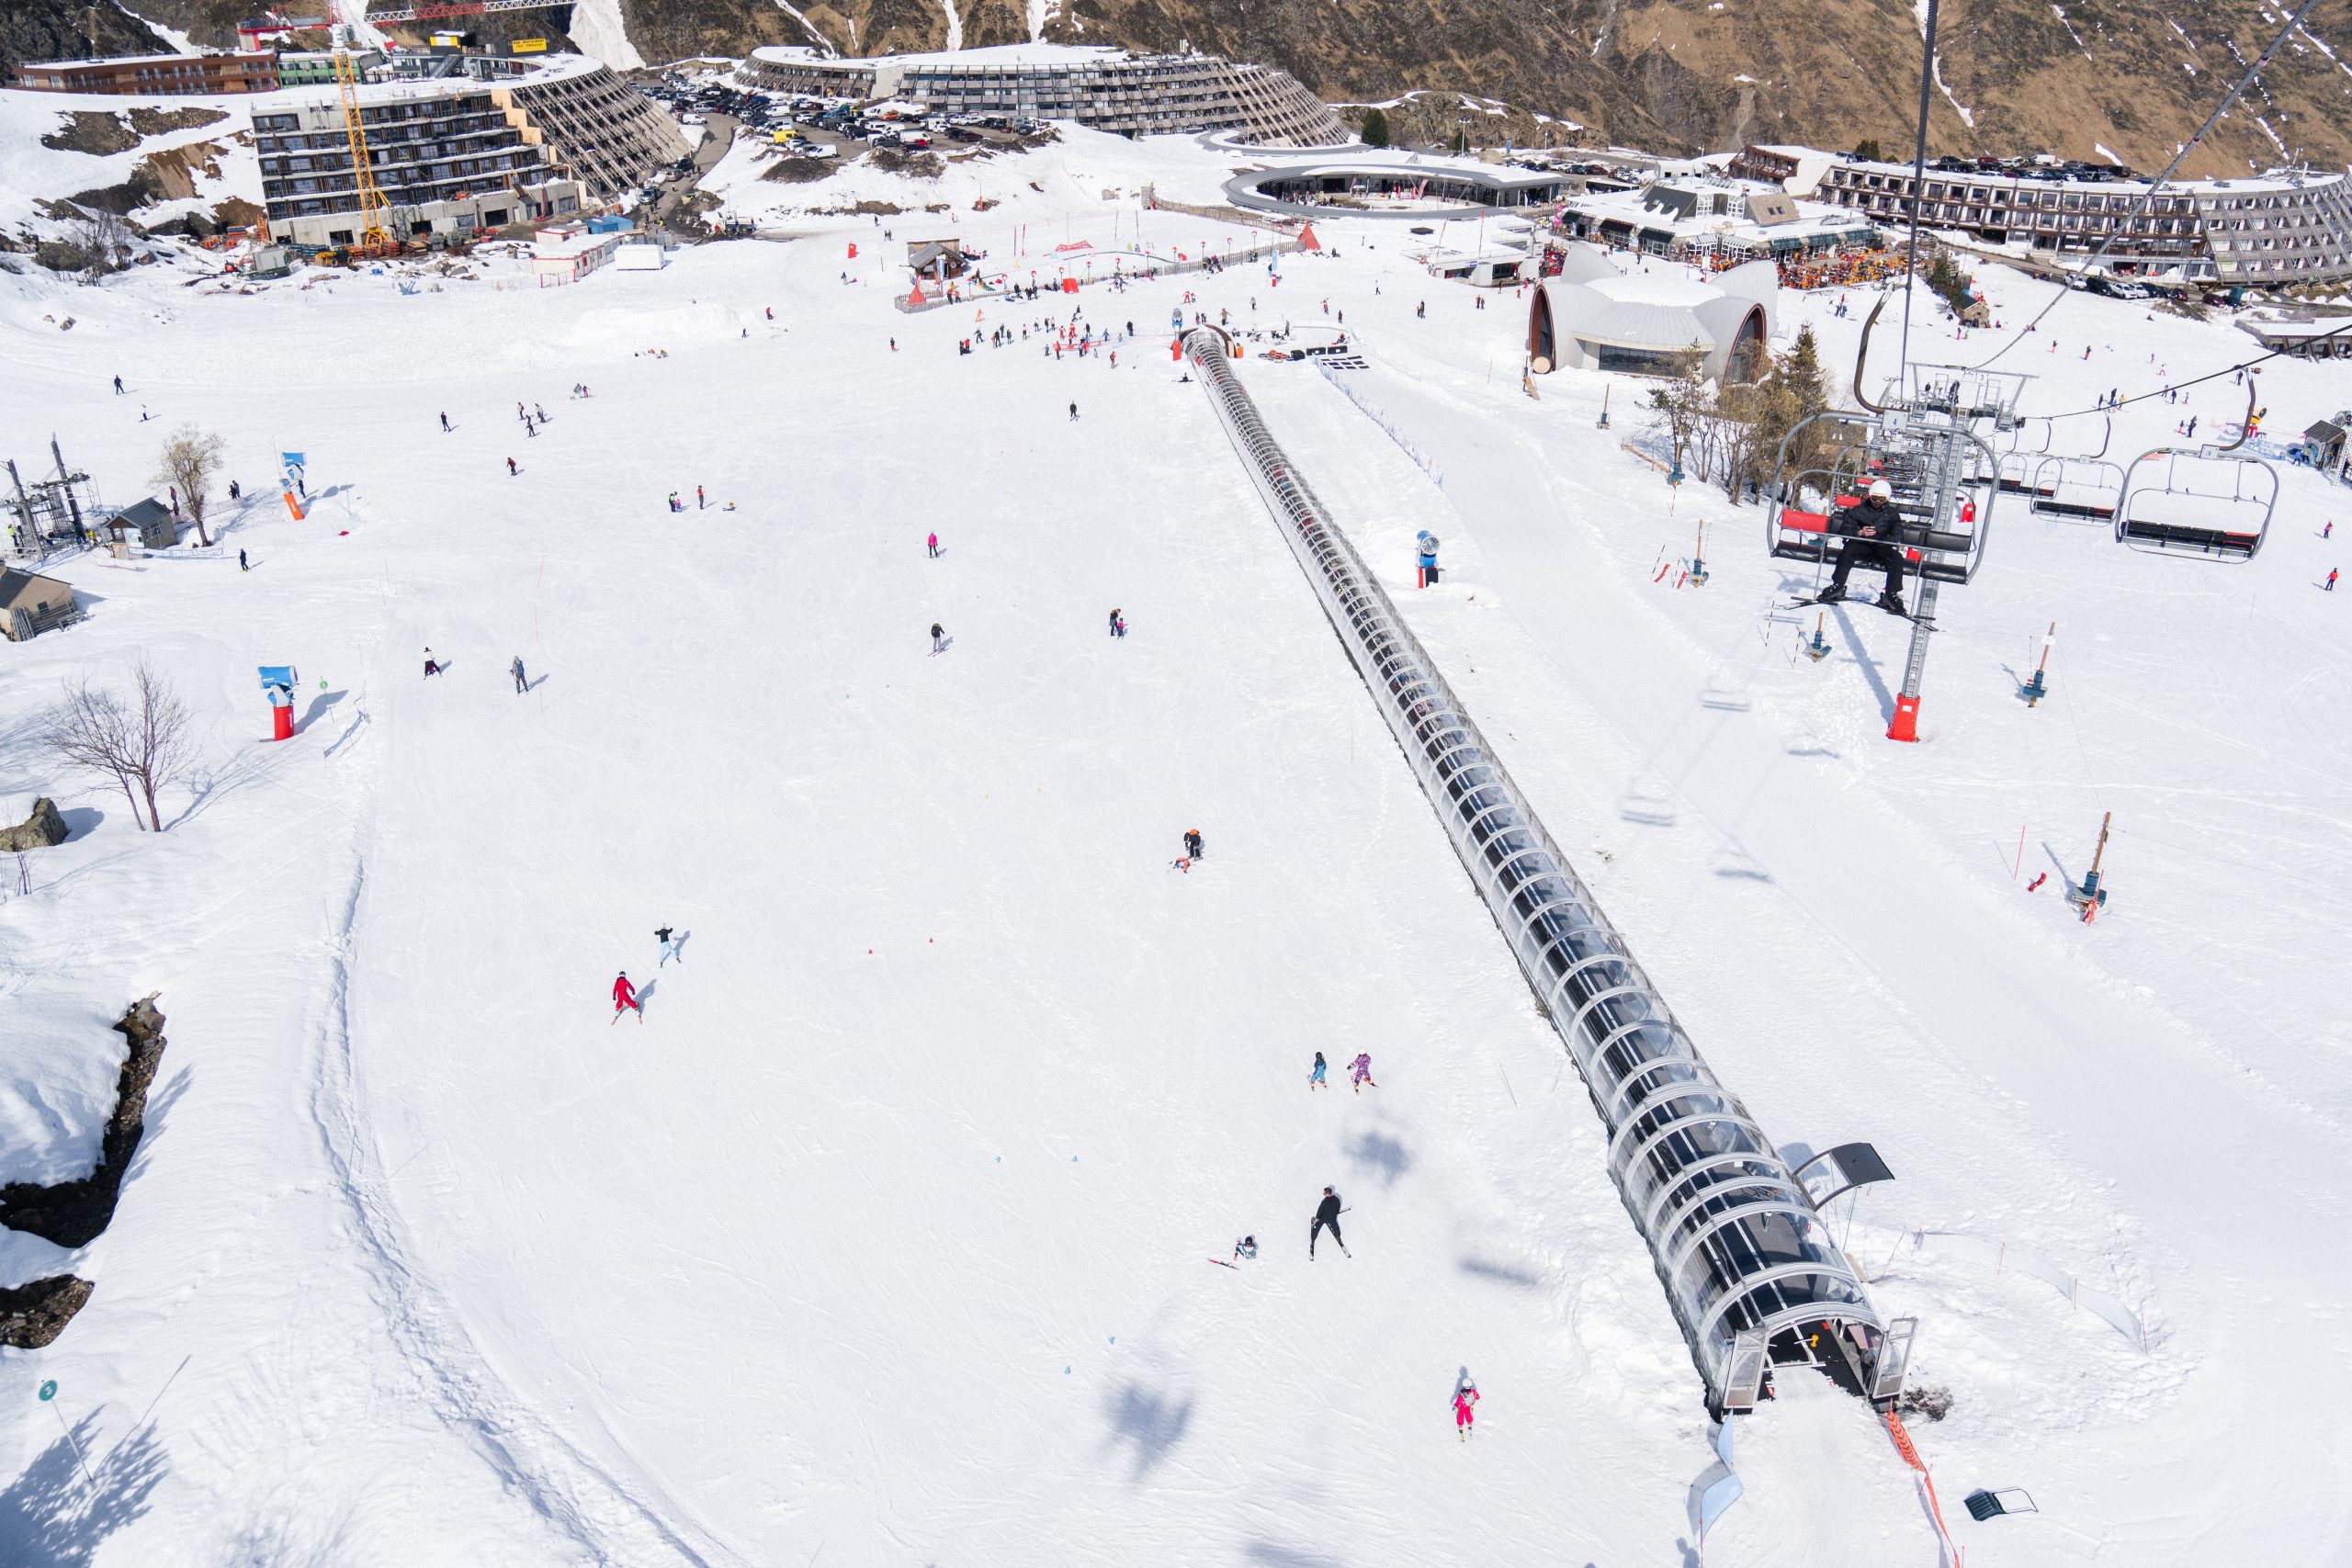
[{"xmin": 1814, "ymin": 479, "xmax": 1917, "ymax": 617}]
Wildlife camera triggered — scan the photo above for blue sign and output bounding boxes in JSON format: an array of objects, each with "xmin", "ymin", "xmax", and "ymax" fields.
[{"xmin": 280, "ymin": 453, "xmax": 306, "ymax": 490}]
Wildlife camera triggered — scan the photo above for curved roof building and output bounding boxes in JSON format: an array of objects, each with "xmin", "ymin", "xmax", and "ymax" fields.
[
  {"xmin": 1527, "ymin": 243, "xmax": 1779, "ymax": 381},
  {"xmin": 740, "ymin": 44, "xmax": 1344, "ymax": 147}
]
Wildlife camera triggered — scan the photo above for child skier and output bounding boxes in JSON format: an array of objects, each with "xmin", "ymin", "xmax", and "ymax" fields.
[
  {"xmin": 1108, "ymin": 608, "xmax": 1126, "ymax": 638},
  {"xmin": 1350, "ymin": 1052, "xmax": 1377, "ymax": 1092},
  {"xmin": 1310, "ymin": 1051, "xmax": 1329, "ymax": 1089},
  {"xmin": 611, "ymin": 971, "xmax": 642, "ymax": 1023},
  {"xmin": 1453, "ymin": 1379, "xmax": 1479, "ymax": 1439}
]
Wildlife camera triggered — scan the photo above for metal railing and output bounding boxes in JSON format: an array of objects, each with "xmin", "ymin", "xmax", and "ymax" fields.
[{"xmin": 1184, "ymin": 327, "xmax": 1887, "ymax": 1411}]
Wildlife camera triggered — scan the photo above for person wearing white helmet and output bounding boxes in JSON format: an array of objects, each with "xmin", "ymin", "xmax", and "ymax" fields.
[{"xmin": 1816, "ymin": 477, "xmax": 1912, "ymax": 615}]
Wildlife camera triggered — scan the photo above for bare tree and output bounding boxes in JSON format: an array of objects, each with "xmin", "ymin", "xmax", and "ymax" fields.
[
  {"xmin": 153, "ymin": 426, "xmax": 226, "ymax": 547},
  {"xmin": 1644, "ymin": 351, "xmax": 1711, "ymax": 480},
  {"xmin": 41, "ymin": 681, "xmax": 147, "ymax": 830},
  {"xmin": 126, "ymin": 661, "xmax": 193, "ymax": 832},
  {"xmin": 37, "ymin": 661, "xmax": 194, "ymax": 833}
]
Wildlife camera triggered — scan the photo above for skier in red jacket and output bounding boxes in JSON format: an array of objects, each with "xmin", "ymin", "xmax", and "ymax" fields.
[
  {"xmin": 1453, "ymin": 1379, "xmax": 1478, "ymax": 1439},
  {"xmin": 611, "ymin": 971, "xmax": 641, "ymax": 1023}
]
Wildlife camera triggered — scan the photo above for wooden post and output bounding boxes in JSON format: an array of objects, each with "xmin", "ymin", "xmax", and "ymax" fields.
[{"xmin": 2085, "ymin": 810, "xmax": 2111, "ymax": 887}]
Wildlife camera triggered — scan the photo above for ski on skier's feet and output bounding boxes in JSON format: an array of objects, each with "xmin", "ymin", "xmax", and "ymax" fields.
[{"xmin": 1208, "ymin": 1257, "xmax": 1238, "ymax": 1269}]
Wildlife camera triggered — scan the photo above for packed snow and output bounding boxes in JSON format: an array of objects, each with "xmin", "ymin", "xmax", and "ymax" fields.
[{"xmin": 3, "ymin": 116, "xmax": 2350, "ymax": 1568}]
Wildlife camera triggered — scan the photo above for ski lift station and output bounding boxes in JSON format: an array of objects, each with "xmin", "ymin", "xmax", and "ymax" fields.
[
  {"xmin": 1526, "ymin": 243, "xmax": 1778, "ymax": 380},
  {"xmin": 1227, "ymin": 153, "xmax": 1566, "ymax": 221}
]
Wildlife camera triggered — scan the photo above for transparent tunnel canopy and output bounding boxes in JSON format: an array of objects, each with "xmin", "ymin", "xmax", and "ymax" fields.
[{"xmin": 1182, "ymin": 329, "xmax": 1894, "ymax": 1413}]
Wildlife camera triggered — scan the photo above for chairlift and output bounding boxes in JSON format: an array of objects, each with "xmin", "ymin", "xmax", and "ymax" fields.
[
  {"xmin": 2114, "ymin": 383, "xmax": 2276, "ymax": 561},
  {"xmin": 2027, "ymin": 455, "xmax": 2123, "ymax": 522},
  {"xmin": 1767, "ymin": 412, "xmax": 1992, "ymax": 588},
  {"xmin": 2114, "ymin": 446, "xmax": 2275, "ymax": 560}
]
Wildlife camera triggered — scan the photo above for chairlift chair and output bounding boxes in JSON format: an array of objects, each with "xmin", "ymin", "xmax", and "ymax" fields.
[
  {"xmin": 1996, "ymin": 446, "xmax": 2045, "ymax": 500},
  {"xmin": 1768, "ymin": 412, "xmax": 1993, "ymax": 589},
  {"xmin": 2114, "ymin": 446, "xmax": 2276, "ymax": 560},
  {"xmin": 2027, "ymin": 455, "xmax": 2124, "ymax": 522}
]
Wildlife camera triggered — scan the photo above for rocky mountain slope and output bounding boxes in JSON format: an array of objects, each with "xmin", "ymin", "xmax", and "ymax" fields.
[
  {"xmin": 2, "ymin": 0, "xmax": 167, "ymax": 79},
  {"xmin": 29, "ymin": 0, "xmax": 2352, "ymax": 175}
]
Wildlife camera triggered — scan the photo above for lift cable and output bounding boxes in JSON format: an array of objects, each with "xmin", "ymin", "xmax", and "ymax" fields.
[
  {"xmin": 2032, "ymin": 316, "xmax": 2352, "ymax": 423},
  {"xmin": 1970, "ymin": 0, "xmax": 2324, "ymax": 372}
]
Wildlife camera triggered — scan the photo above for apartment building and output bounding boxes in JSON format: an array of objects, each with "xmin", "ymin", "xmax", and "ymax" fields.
[
  {"xmin": 741, "ymin": 43, "xmax": 1346, "ymax": 147},
  {"xmin": 253, "ymin": 82, "xmax": 577, "ymax": 247},
  {"xmin": 17, "ymin": 51, "xmax": 277, "ymax": 96},
  {"xmin": 1808, "ymin": 153, "xmax": 2352, "ymax": 286}
]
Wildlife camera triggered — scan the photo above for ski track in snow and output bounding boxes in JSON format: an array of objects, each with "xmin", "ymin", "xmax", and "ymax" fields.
[{"xmin": 314, "ymin": 824, "xmax": 741, "ymax": 1568}]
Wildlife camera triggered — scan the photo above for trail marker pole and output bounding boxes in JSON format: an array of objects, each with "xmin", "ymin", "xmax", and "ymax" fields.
[{"xmin": 38, "ymin": 1381, "xmax": 96, "ymax": 1489}]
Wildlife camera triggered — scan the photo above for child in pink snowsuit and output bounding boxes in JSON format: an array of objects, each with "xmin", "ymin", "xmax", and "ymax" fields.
[
  {"xmin": 1350, "ymin": 1052, "xmax": 1375, "ymax": 1092},
  {"xmin": 1453, "ymin": 1382, "xmax": 1478, "ymax": 1436}
]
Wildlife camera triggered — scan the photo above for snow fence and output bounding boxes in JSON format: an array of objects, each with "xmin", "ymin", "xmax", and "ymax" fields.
[{"xmin": 1184, "ymin": 328, "xmax": 1886, "ymax": 1412}]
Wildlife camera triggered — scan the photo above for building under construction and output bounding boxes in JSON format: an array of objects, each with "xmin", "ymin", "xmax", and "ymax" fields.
[{"xmin": 253, "ymin": 52, "xmax": 684, "ymax": 248}]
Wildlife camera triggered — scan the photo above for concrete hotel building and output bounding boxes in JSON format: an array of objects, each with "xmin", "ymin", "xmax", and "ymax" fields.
[
  {"xmin": 740, "ymin": 43, "xmax": 1346, "ymax": 146},
  {"xmin": 1809, "ymin": 154, "xmax": 2352, "ymax": 287},
  {"xmin": 253, "ymin": 53, "xmax": 684, "ymax": 248}
]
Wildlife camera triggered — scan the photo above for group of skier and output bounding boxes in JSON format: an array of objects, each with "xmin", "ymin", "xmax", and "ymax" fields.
[{"xmin": 610, "ymin": 925, "xmax": 686, "ymax": 1022}]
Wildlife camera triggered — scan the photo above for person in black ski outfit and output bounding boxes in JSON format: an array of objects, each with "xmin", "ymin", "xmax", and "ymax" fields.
[
  {"xmin": 1310, "ymin": 1187, "xmax": 1347, "ymax": 1258},
  {"xmin": 1182, "ymin": 829, "xmax": 1204, "ymax": 861},
  {"xmin": 1816, "ymin": 479, "xmax": 1914, "ymax": 615}
]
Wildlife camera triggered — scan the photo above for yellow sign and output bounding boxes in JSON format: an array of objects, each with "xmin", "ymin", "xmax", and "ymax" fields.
[{"xmin": 511, "ymin": 37, "xmax": 548, "ymax": 52}]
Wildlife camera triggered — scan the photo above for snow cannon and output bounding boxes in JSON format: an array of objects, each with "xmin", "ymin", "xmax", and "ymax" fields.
[
  {"xmin": 258, "ymin": 664, "xmax": 298, "ymax": 742},
  {"xmin": 1416, "ymin": 531, "xmax": 1441, "ymax": 588}
]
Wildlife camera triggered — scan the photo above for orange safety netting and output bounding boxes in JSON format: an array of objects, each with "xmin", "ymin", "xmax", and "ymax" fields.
[{"xmin": 1883, "ymin": 1408, "xmax": 1965, "ymax": 1566}]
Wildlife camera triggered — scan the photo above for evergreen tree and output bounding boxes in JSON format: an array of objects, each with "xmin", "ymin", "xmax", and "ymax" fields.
[{"xmin": 1360, "ymin": 107, "xmax": 1391, "ymax": 148}]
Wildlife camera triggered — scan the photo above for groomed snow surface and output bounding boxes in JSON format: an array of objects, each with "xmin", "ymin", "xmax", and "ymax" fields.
[{"xmin": 3, "ymin": 124, "xmax": 2351, "ymax": 1565}]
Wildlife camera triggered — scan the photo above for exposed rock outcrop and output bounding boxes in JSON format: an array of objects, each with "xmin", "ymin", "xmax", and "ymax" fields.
[
  {"xmin": 0, "ymin": 1276, "xmax": 94, "ymax": 1349},
  {"xmin": 0, "ymin": 797, "xmax": 68, "ymax": 852},
  {"xmin": 0, "ymin": 995, "xmax": 168, "ymax": 1249}
]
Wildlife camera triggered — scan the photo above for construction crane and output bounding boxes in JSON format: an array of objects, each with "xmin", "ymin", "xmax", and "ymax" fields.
[{"xmin": 329, "ymin": 0, "xmax": 395, "ymax": 254}]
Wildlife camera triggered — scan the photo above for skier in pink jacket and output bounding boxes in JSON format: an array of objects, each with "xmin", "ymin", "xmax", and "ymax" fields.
[
  {"xmin": 1453, "ymin": 1380, "xmax": 1478, "ymax": 1438},
  {"xmin": 1350, "ymin": 1052, "xmax": 1376, "ymax": 1092}
]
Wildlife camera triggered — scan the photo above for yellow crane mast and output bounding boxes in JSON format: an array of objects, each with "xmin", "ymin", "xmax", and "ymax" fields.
[{"xmin": 330, "ymin": 3, "xmax": 393, "ymax": 254}]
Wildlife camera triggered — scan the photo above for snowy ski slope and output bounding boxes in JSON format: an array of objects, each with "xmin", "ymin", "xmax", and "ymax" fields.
[{"xmin": 2, "ymin": 123, "xmax": 2349, "ymax": 1566}]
